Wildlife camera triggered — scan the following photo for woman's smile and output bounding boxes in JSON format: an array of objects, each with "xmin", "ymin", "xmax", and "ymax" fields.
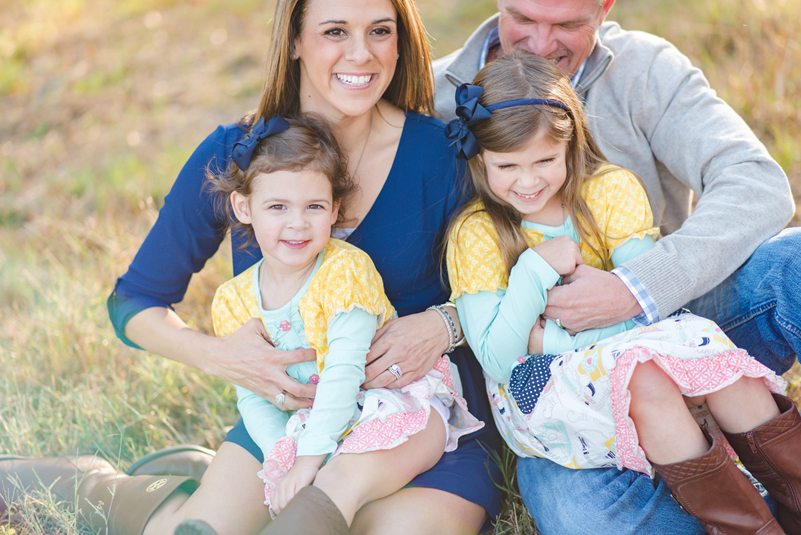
[
  {"xmin": 334, "ymin": 73, "xmax": 376, "ymax": 87},
  {"xmin": 294, "ymin": 0, "xmax": 398, "ymax": 120}
]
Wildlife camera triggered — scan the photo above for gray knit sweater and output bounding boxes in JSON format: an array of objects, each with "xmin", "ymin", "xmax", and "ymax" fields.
[{"xmin": 433, "ymin": 16, "xmax": 794, "ymax": 319}]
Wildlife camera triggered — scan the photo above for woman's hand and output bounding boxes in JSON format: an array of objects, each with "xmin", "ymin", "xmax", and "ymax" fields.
[
  {"xmin": 362, "ymin": 309, "xmax": 449, "ymax": 389},
  {"xmin": 212, "ymin": 318, "xmax": 318, "ymax": 410},
  {"xmin": 531, "ymin": 235, "xmax": 583, "ymax": 276},
  {"xmin": 527, "ymin": 316, "xmax": 546, "ymax": 355},
  {"xmin": 126, "ymin": 308, "xmax": 318, "ymax": 410},
  {"xmin": 271, "ymin": 455, "xmax": 325, "ymax": 515}
]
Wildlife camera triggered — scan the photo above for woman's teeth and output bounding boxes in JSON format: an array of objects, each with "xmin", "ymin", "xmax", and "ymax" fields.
[{"xmin": 336, "ymin": 74, "xmax": 372, "ymax": 86}]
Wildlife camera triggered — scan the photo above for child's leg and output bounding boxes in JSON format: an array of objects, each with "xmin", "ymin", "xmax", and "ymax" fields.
[
  {"xmin": 627, "ymin": 360, "xmax": 708, "ymax": 464},
  {"xmin": 313, "ymin": 410, "xmax": 447, "ymax": 526},
  {"xmin": 628, "ymin": 361, "xmax": 781, "ymax": 534},
  {"xmin": 687, "ymin": 376, "xmax": 780, "ymax": 433}
]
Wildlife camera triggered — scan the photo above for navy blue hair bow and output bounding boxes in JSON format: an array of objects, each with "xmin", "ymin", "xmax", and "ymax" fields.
[
  {"xmin": 444, "ymin": 84, "xmax": 492, "ymax": 160},
  {"xmin": 444, "ymin": 83, "xmax": 571, "ymax": 160},
  {"xmin": 232, "ymin": 115, "xmax": 291, "ymax": 171}
]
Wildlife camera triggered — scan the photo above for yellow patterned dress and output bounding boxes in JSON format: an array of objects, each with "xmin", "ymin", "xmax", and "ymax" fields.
[
  {"xmin": 213, "ymin": 238, "xmax": 482, "ymax": 508},
  {"xmin": 447, "ymin": 167, "xmax": 784, "ymax": 475}
]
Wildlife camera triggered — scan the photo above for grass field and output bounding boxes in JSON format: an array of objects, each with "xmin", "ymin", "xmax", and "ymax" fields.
[{"xmin": 1, "ymin": 0, "xmax": 800, "ymax": 533}]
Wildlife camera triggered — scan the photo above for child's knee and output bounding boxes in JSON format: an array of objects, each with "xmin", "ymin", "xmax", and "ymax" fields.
[{"xmin": 629, "ymin": 361, "xmax": 681, "ymax": 409}]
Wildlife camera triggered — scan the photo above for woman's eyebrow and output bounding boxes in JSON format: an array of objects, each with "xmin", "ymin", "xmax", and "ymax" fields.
[{"xmin": 319, "ymin": 17, "xmax": 396, "ymax": 25}]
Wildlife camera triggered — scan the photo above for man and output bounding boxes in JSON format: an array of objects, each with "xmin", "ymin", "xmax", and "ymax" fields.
[{"xmin": 434, "ymin": 1, "xmax": 800, "ymax": 533}]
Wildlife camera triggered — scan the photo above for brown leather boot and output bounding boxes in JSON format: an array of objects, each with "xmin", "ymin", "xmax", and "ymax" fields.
[
  {"xmin": 0, "ymin": 455, "xmax": 198, "ymax": 534},
  {"xmin": 651, "ymin": 430, "xmax": 784, "ymax": 535},
  {"xmin": 261, "ymin": 485, "xmax": 349, "ymax": 535},
  {"xmin": 724, "ymin": 394, "xmax": 801, "ymax": 534}
]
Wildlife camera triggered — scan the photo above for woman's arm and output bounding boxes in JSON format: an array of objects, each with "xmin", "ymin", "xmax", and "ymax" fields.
[{"xmin": 125, "ymin": 309, "xmax": 316, "ymax": 409}]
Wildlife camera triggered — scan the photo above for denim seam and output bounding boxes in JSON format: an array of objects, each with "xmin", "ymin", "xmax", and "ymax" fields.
[
  {"xmin": 777, "ymin": 312, "xmax": 801, "ymax": 339},
  {"xmin": 717, "ymin": 300, "xmax": 776, "ymax": 332}
]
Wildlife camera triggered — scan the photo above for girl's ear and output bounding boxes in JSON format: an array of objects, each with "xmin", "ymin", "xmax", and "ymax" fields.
[
  {"xmin": 330, "ymin": 200, "xmax": 340, "ymax": 226},
  {"xmin": 230, "ymin": 191, "xmax": 252, "ymax": 224}
]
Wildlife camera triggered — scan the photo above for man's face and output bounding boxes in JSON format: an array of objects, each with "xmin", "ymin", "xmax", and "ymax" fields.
[{"xmin": 497, "ymin": 0, "xmax": 614, "ymax": 78}]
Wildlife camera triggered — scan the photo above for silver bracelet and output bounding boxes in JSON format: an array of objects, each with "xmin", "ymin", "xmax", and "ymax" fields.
[
  {"xmin": 427, "ymin": 304, "xmax": 458, "ymax": 353},
  {"xmin": 443, "ymin": 303, "xmax": 466, "ymax": 348}
]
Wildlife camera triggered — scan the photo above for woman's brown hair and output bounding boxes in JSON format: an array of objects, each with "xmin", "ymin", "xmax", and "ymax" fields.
[
  {"xmin": 450, "ymin": 51, "xmax": 626, "ymax": 276},
  {"xmin": 253, "ymin": 0, "xmax": 435, "ymax": 123},
  {"xmin": 207, "ymin": 115, "xmax": 356, "ymax": 249}
]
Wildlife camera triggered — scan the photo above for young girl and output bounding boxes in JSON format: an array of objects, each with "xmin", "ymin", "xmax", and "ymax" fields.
[
  {"xmin": 204, "ymin": 115, "xmax": 481, "ymax": 535},
  {"xmin": 445, "ymin": 51, "xmax": 801, "ymax": 535}
]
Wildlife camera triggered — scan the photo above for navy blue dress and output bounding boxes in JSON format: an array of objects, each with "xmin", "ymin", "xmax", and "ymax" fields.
[{"xmin": 108, "ymin": 112, "xmax": 502, "ymax": 517}]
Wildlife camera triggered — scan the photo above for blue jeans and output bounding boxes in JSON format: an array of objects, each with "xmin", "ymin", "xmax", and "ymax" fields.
[{"xmin": 517, "ymin": 228, "xmax": 801, "ymax": 534}]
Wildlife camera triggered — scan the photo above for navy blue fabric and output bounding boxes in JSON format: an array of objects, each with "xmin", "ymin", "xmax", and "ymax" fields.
[
  {"xmin": 509, "ymin": 354, "xmax": 559, "ymax": 414},
  {"xmin": 107, "ymin": 113, "xmax": 501, "ymax": 516}
]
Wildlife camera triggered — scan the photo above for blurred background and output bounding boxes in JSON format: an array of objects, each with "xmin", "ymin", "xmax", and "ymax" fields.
[{"xmin": 1, "ymin": 0, "xmax": 799, "ymax": 532}]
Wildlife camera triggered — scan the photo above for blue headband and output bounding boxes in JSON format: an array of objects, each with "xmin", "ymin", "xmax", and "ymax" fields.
[
  {"xmin": 444, "ymin": 83, "xmax": 570, "ymax": 160},
  {"xmin": 232, "ymin": 115, "xmax": 291, "ymax": 171}
]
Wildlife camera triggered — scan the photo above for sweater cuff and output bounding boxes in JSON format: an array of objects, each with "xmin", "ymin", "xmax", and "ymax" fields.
[{"xmin": 621, "ymin": 248, "xmax": 693, "ymax": 320}]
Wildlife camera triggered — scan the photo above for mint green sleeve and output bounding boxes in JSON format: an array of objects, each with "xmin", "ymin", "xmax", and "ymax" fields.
[
  {"xmin": 235, "ymin": 384, "xmax": 290, "ymax": 459},
  {"xmin": 455, "ymin": 248, "xmax": 559, "ymax": 384},
  {"xmin": 542, "ymin": 234, "xmax": 656, "ymax": 354},
  {"xmin": 296, "ymin": 307, "xmax": 374, "ymax": 457}
]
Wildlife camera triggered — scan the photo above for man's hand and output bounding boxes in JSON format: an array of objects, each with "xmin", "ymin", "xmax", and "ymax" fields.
[
  {"xmin": 362, "ymin": 309, "xmax": 448, "ymax": 389},
  {"xmin": 531, "ymin": 236, "xmax": 583, "ymax": 276},
  {"xmin": 544, "ymin": 265, "xmax": 642, "ymax": 331},
  {"xmin": 213, "ymin": 318, "xmax": 317, "ymax": 410}
]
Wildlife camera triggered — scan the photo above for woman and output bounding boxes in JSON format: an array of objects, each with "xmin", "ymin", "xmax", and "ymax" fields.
[{"xmin": 0, "ymin": 0, "xmax": 501, "ymax": 534}]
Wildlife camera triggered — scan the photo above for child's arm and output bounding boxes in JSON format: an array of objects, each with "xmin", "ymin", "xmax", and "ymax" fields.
[
  {"xmin": 456, "ymin": 247, "xmax": 563, "ymax": 384},
  {"xmin": 235, "ymin": 385, "xmax": 290, "ymax": 458},
  {"xmin": 274, "ymin": 307, "xmax": 375, "ymax": 507},
  {"xmin": 538, "ymin": 234, "xmax": 656, "ymax": 354}
]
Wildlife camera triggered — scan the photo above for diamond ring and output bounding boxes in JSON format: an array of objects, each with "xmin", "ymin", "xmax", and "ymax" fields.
[
  {"xmin": 388, "ymin": 364, "xmax": 402, "ymax": 380},
  {"xmin": 275, "ymin": 392, "xmax": 286, "ymax": 406},
  {"xmin": 555, "ymin": 318, "xmax": 563, "ymax": 329}
]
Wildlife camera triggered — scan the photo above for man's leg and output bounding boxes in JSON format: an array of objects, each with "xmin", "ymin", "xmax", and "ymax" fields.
[
  {"xmin": 517, "ymin": 456, "xmax": 705, "ymax": 535},
  {"xmin": 687, "ymin": 228, "xmax": 801, "ymax": 374}
]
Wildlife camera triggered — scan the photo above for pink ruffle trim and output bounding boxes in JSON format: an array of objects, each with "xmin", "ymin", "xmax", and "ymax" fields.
[
  {"xmin": 258, "ymin": 436, "xmax": 297, "ymax": 505},
  {"xmin": 610, "ymin": 347, "xmax": 785, "ymax": 475},
  {"xmin": 337, "ymin": 408, "xmax": 428, "ymax": 454}
]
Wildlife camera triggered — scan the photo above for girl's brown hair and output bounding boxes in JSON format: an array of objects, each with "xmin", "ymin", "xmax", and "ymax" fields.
[
  {"xmin": 451, "ymin": 51, "xmax": 625, "ymax": 276},
  {"xmin": 253, "ymin": 0, "xmax": 435, "ymax": 123},
  {"xmin": 207, "ymin": 115, "xmax": 356, "ymax": 248}
]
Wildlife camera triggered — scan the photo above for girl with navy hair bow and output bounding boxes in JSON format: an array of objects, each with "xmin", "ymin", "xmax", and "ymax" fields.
[{"xmin": 445, "ymin": 50, "xmax": 801, "ymax": 534}]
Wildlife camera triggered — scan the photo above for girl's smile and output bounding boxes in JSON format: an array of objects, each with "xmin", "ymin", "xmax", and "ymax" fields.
[{"xmin": 481, "ymin": 132, "xmax": 568, "ymax": 226}]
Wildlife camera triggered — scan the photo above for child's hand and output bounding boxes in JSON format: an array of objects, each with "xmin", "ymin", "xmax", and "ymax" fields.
[
  {"xmin": 271, "ymin": 455, "xmax": 326, "ymax": 515},
  {"xmin": 531, "ymin": 236, "xmax": 584, "ymax": 276},
  {"xmin": 527, "ymin": 316, "xmax": 546, "ymax": 355}
]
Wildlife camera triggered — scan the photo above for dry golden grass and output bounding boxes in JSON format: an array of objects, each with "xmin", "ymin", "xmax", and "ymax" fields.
[{"xmin": 1, "ymin": 0, "xmax": 799, "ymax": 533}]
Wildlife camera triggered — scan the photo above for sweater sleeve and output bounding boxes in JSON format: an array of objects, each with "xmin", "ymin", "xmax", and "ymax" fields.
[
  {"xmin": 609, "ymin": 35, "xmax": 793, "ymax": 318},
  {"xmin": 296, "ymin": 308, "xmax": 374, "ymax": 457},
  {"xmin": 107, "ymin": 125, "xmax": 232, "ymax": 348}
]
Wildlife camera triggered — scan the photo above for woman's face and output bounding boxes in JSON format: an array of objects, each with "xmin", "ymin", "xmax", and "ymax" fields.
[{"xmin": 294, "ymin": 0, "xmax": 399, "ymax": 121}]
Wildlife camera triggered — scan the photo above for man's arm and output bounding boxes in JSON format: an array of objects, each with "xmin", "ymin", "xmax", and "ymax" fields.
[{"xmin": 563, "ymin": 27, "xmax": 793, "ymax": 328}]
